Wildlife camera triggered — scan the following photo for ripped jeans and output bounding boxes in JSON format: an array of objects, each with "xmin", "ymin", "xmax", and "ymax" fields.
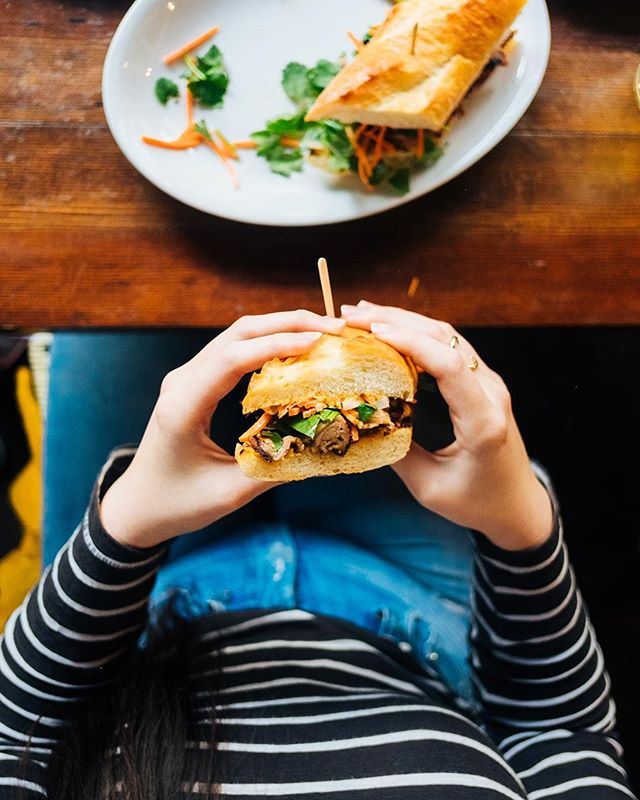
[{"xmin": 150, "ymin": 464, "xmax": 476, "ymax": 704}]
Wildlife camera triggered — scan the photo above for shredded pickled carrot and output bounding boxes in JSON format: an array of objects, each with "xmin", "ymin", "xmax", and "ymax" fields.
[
  {"xmin": 186, "ymin": 89, "xmax": 194, "ymax": 127},
  {"xmin": 232, "ymin": 140, "xmax": 258, "ymax": 149},
  {"xmin": 280, "ymin": 136, "xmax": 301, "ymax": 148},
  {"xmin": 203, "ymin": 136, "xmax": 238, "ymax": 188},
  {"xmin": 163, "ymin": 25, "xmax": 220, "ymax": 65},
  {"xmin": 342, "ymin": 409, "xmax": 360, "ymax": 425},
  {"xmin": 354, "ymin": 123, "xmax": 368, "ymax": 139},
  {"xmin": 350, "ymin": 125, "xmax": 373, "ymax": 186},
  {"xmin": 142, "ymin": 121, "xmax": 239, "ymax": 187},
  {"xmin": 141, "ymin": 128, "xmax": 202, "ymax": 150},
  {"xmin": 238, "ymin": 412, "xmax": 273, "ymax": 442},
  {"xmin": 348, "ymin": 124, "xmax": 425, "ymax": 188},
  {"xmin": 215, "ymin": 129, "xmax": 239, "ymax": 159},
  {"xmin": 372, "ymin": 126, "xmax": 388, "ymax": 168}
]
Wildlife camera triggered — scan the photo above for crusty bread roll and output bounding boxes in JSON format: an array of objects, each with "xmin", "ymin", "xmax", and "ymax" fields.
[
  {"xmin": 236, "ymin": 327, "xmax": 417, "ymax": 482},
  {"xmin": 305, "ymin": 0, "xmax": 526, "ymax": 132},
  {"xmin": 235, "ymin": 427, "xmax": 412, "ymax": 482},
  {"xmin": 242, "ymin": 327, "xmax": 416, "ymax": 414}
]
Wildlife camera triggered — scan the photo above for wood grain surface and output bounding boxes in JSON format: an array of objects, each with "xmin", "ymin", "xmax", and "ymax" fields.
[{"xmin": 1, "ymin": 0, "xmax": 639, "ymax": 328}]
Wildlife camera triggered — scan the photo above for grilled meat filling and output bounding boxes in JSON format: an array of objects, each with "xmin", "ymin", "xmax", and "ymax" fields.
[
  {"xmin": 314, "ymin": 416, "xmax": 351, "ymax": 456},
  {"xmin": 241, "ymin": 398, "xmax": 413, "ymax": 463},
  {"xmin": 248, "ymin": 434, "xmax": 304, "ymax": 463}
]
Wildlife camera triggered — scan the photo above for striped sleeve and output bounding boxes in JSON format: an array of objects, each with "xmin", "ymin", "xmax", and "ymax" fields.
[
  {"xmin": 471, "ymin": 503, "xmax": 636, "ymax": 799},
  {"xmin": 0, "ymin": 449, "xmax": 167, "ymax": 798}
]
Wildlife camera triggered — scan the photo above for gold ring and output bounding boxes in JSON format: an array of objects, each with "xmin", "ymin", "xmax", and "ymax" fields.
[
  {"xmin": 468, "ymin": 355, "xmax": 479, "ymax": 372},
  {"xmin": 449, "ymin": 335, "xmax": 459, "ymax": 350}
]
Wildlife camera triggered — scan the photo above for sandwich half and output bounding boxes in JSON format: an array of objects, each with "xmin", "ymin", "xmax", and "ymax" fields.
[
  {"xmin": 235, "ymin": 327, "xmax": 417, "ymax": 482},
  {"xmin": 305, "ymin": 0, "xmax": 526, "ymax": 132}
]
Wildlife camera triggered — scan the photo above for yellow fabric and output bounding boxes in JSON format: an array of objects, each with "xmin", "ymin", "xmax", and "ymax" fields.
[{"xmin": 0, "ymin": 367, "xmax": 42, "ymax": 631}]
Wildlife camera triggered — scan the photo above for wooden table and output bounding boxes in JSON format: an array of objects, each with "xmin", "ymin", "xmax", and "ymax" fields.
[{"xmin": 1, "ymin": 0, "xmax": 639, "ymax": 329}]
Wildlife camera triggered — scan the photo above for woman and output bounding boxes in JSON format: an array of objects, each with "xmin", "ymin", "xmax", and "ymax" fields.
[{"xmin": 1, "ymin": 304, "xmax": 635, "ymax": 799}]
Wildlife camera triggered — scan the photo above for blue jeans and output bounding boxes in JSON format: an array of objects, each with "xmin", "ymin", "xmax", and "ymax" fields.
[{"xmin": 44, "ymin": 332, "xmax": 475, "ymax": 702}]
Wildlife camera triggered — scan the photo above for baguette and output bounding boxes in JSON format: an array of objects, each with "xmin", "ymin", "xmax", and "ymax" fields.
[{"xmin": 306, "ymin": 0, "xmax": 527, "ymax": 132}]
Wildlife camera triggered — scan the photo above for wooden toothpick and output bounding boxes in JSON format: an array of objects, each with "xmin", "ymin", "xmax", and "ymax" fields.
[
  {"xmin": 410, "ymin": 22, "xmax": 418, "ymax": 55},
  {"xmin": 317, "ymin": 257, "xmax": 335, "ymax": 318}
]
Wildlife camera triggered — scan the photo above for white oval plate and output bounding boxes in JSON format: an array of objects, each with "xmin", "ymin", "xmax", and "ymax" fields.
[{"xmin": 102, "ymin": 0, "xmax": 550, "ymax": 227}]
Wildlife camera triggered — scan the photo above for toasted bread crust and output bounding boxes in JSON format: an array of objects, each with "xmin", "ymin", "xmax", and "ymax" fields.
[
  {"xmin": 235, "ymin": 426, "xmax": 412, "ymax": 482},
  {"xmin": 306, "ymin": 0, "xmax": 526, "ymax": 131},
  {"xmin": 242, "ymin": 327, "xmax": 417, "ymax": 414}
]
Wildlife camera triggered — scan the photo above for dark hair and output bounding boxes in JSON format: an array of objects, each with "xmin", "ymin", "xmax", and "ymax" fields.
[{"xmin": 21, "ymin": 604, "xmax": 222, "ymax": 799}]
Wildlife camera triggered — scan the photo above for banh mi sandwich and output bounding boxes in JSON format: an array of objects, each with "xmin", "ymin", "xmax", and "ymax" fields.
[
  {"xmin": 306, "ymin": 0, "xmax": 526, "ymax": 132},
  {"xmin": 235, "ymin": 327, "xmax": 417, "ymax": 482},
  {"xmin": 252, "ymin": 0, "xmax": 524, "ymax": 194}
]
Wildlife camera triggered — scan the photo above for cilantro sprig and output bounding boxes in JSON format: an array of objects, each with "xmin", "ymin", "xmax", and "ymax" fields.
[
  {"xmin": 251, "ymin": 60, "xmax": 348, "ymax": 178},
  {"xmin": 252, "ymin": 112, "xmax": 306, "ymax": 177},
  {"xmin": 182, "ymin": 44, "xmax": 229, "ymax": 108},
  {"xmin": 153, "ymin": 43, "xmax": 229, "ymax": 111}
]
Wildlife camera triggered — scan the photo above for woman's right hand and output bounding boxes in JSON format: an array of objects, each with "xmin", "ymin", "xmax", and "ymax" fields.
[{"xmin": 100, "ymin": 310, "xmax": 345, "ymax": 549}]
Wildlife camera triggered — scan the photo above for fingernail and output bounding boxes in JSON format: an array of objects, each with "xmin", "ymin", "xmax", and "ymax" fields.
[
  {"xmin": 371, "ymin": 323, "xmax": 394, "ymax": 335},
  {"xmin": 302, "ymin": 331, "xmax": 323, "ymax": 340},
  {"xmin": 341, "ymin": 304, "xmax": 360, "ymax": 314},
  {"xmin": 357, "ymin": 299, "xmax": 373, "ymax": 307},
  {"xmin": 327, "ymin": 317, "xmax": 346, "ymax": 328}
]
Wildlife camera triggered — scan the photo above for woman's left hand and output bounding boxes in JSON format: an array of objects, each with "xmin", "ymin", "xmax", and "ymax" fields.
[{"xmin": 341, "ymin": 302, "xmax": 553, "ymax": 551}]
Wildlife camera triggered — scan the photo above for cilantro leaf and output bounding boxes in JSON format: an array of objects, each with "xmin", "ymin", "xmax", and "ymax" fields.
[
  {"xmin": 419, "ymin": 138, "xmax": 445, "ymax": 166},
  {"xmin": 259, "ymin": 145, "xmax": 304, "ymax": 177},
  {"xmin": 302, "ymin": 120, "xmax": 353, "ymax": 172},
  {"xmin": 388, "ymin": 168, "xmax": 410, "ymax": 195},
  {"xmin": 189, "ymin": 72, "xmax": 228, "ymax": 107},
  {"xmin": 282, "ymin": 60, "xmax": 341, "ymax": 110},
  {"xmin": 199, "ymin": 44, "xmax": 225, "ymax": 72},
  {"xmin": 282, "ymin": 62, "xmax": 313, "ymax": 107},
  {"xmin": 357, "ymin": 404, "xmax": 376, "ymax": 423},
  {"xmin": 306, "ymin": 59, "xmax": 341, "ymax": 94},
  {"xmin": 287, "ymin": 409, "xmax": 340, "ymax": 439},
  {"xmin": 261, "ymin": 429, "xmax": 284, "ymax": 451},
  {"xmin": 368, "ymin": 161, "xmax": 388, "ymax": 186},
  {"xmin": 261, "ymin": 111, "xmax": 306, "ymax": 138},
  {"xmin": 183, "ymin": 45, "xmax": 229, "ymax": 109},
  {"xmin": 154, "ymin": 77, "xmax": 180, "ymax": 105}
]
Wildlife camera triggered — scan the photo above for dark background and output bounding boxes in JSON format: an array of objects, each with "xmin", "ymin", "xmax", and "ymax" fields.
[
  {"xmin": 467, "ymin": 327, "xmax": 640, "ymax": 791},
  {"xmin": 411, "ymin": 327, "xmax": 640, "ymax": 792},
  {"xmin": 1, "ymin": 327, "xmax": 639, "ymax": 790}
]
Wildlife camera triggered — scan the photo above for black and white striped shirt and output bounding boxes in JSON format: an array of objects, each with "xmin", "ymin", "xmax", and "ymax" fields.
[{"xmin": 0, "ymin": 455, "xmax": 635, "ymax": 798}]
